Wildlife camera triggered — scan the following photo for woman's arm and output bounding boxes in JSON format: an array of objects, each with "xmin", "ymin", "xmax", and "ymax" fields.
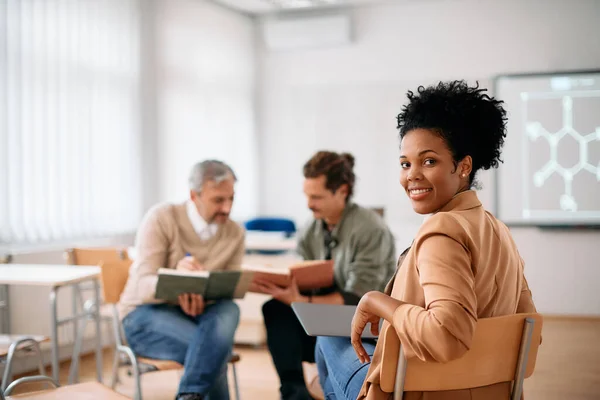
[
  {"xmin": 350, "ymin": 291, "xmax": 404, "ymax": 363},
  {"xmin": 352, "ymin": 216, "xmax": 478, "ymax": 364},
  {"xmin": 389, "ymin": 232, "xmax": 477, "ymax": 363}
]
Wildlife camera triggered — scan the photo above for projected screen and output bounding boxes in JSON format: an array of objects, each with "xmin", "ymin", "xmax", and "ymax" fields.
[{"xmin": 495, "ymin": 71, "xmax": 600, "ymax": 226}]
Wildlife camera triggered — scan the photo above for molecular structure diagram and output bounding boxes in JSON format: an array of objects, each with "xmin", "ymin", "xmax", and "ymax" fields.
[{"xmin": 524, "ymin": 95, "xmax": 600, "ymax": 212}]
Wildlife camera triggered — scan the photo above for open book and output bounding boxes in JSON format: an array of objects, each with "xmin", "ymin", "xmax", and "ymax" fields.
[
  {"xmin": 244, "ymin": 259, "xmax": 334, "ymax": 293},
  {"xmin": 154, "ymin": 268, "xmax": 254, "ymax": 303}
]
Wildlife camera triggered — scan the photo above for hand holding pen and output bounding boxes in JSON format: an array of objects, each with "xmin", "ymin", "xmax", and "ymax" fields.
[{"xmin": 176, "ymin": 252, "xmax": 205, "ymax": 271}]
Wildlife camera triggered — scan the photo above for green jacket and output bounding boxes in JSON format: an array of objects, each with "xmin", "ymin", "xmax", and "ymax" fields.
[{"xmin": 297, "ymin": 202, "xmax": 397, "ymax": 304}]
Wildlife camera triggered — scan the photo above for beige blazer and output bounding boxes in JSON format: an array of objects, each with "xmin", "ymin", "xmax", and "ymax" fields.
[{"xmin": 358, "ymin": 190, "xmax": 536, "ymax": 400}]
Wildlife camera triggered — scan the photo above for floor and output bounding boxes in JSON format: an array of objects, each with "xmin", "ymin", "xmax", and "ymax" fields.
[{"xmin": 8, "ymin": 318, "xmax": 600, "ymax": 399}]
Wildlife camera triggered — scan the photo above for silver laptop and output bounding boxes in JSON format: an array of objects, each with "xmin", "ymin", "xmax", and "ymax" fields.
[{"xmin": 291, "ymin": 302, "xmax": 381, "ymax": 339}]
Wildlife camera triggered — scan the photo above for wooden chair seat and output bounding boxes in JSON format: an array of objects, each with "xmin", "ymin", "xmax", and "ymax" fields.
[
  {"xmin": 135, "ymin": 352, "xmax": 241, "ymax": 372},
  {"xmin": 6, "ymin": 381, "xmax": 129, "ymax": 399},
  {"xmin": 136, "ymin": 357, "xmax": 183, "ymax": 371},
  {"xmin": 0, "ymin": 336, "xmax": 49, "ymax": 358},
  {"xmin": 229, "ymin": 353, "xmax": 241, "ymax": 363}
]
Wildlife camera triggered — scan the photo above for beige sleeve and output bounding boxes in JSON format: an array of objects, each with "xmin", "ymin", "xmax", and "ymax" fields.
[
  {"xmin": 390, "ymin": 222, "xmax": 477, "ymax": 363},
  {"xmin": 226, "ymin": 229, "xmax": 246, "ymax": 271},
  {"xmin": 131, "ymin": 207, "xmax": 170, "ymax": 302}
]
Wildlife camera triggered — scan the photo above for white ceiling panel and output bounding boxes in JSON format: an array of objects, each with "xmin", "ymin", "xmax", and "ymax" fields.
[{"xmin": 211, "ymin": 0, "xmax": 393, "ymax": 15}]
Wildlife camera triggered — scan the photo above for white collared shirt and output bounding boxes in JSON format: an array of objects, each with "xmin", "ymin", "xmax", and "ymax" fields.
[{"xmin": 186, "ymin": 200, "xmax": 218, "ymax": 240}]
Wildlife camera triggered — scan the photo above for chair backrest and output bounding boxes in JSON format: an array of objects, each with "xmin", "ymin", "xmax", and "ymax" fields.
[
  {"xmin": 245, "ymin": 217, "xmax": 296, "ymax": 235},
  {"xmin": 65, "ymin": 247, "xmax": 129, "ymax": 266},
  {"xmin": 98, "ymin": 259, "xmax": 133, "ymax": 304},
  {"xmin": 389, "ymin": 313, "xmax": 543, "ymax": 398},
  {"xmin": 369, "ymin": 207, "xmax": 385, "ymax": 218}
]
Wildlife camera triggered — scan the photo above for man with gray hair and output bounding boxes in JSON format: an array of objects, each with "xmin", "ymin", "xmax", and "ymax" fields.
[{"xmin": 119, "ymin": 160, "xmax": 245, "ymax": 400}]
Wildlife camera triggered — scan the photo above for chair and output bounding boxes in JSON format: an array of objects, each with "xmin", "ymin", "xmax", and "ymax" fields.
[
  {"xmin": 63, "ymin": 247, "xmax": 130, "ymax": 384},
  {"xmin": 369, "ymin": 207, "xmax": 385, "ymax": 218},
  {"xmin": 388, "ymin": 313, "xmax": 543, "ymax": 400},
  {"xmin": 0, "ymin": 335, "xmax": 48, "ymax": 392},
  {"xmin": 99, "ymin": 259, "xmax": 242, "ymax": 400},
  {"xmin": 245, "ymin": 217, "xmax": 297, "ymax": 255},
  {"xmin": 245, "ymin": 217, "xmax": 296, "ymax": 237},
  {"xmin": 3, "ymin": 375, "xmax": 129, "ymax": 399},
  {"xmin": 64, "ymin": 248, "xmax": 130, "ymax": 267},
  {"xmin": 0, "ymin": 258, "xmax": 50, "ymax": 392}
]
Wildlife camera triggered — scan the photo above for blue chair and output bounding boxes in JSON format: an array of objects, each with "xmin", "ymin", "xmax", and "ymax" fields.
[
  {"xmin": 245, "ymin": 217, "xmax": 297, "ymax": 255},
  {"xmin": 245, "ymin": 217, "xmax": 296, "ymax": 237}
]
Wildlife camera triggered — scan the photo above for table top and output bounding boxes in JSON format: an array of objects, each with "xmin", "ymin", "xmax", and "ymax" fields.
[
  {"xmin": 0, "ymin": 264, "xmax": 100, "ymax": 287},
  {"xmin": 242, "ymin": 253, "xmax": 303, "ymax": 270},
  {"xmin": 127, "ymin": 233, "xmax": 297, "ymax": 257},
  {"xmin": 245, "ymin": 232, "xmax": 297, "ymax": 251}
]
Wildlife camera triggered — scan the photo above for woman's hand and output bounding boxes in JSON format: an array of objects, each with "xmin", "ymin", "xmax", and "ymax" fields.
[
  {"xmin": 351, "ymin": 293, "xmax": 381, "ymax": 363},
  {"xmin": 351, "ymin": 291, "xmax": 404, "ymax": 363}
]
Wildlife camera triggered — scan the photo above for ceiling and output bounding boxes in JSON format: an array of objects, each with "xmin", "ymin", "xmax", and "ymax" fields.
[{"xmin": 210, "ymin": 0, "xmax": 392, "ymax": 15}]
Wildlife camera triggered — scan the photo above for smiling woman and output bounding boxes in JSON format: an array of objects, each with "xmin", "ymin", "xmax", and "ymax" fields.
[
  {"xmin": 314, "ymin": 81, "xmax": 537, "ymax": 400},
  {"xmin": 397, "ymin": 81, "xmax": 507, "ymax": 215}
]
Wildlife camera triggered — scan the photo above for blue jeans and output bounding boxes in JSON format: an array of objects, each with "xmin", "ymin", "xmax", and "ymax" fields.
[
  {"xmin": 122, "ymin": 301, "xmax": 240, "ymax": 399},
  {"xmin": 315, "ymin": 337, "xmax": 376, "ymax": 400}
]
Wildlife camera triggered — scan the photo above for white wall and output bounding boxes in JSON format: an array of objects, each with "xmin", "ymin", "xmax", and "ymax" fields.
[
  {"xmin": 257, "ymin": 0, "xmax": 600, "ymax": 315},
  {"xmin": 153, "ymin": 0, "xmax": 259, "ymax": 220}
]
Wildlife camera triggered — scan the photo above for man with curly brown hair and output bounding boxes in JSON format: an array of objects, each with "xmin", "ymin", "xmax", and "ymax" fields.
[{"xmin": 258, "ymin": 151, "xmax": 397, "ymax": 400}]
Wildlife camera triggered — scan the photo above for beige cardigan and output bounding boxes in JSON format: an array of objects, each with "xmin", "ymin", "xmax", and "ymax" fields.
[
  {"xmin": 358, "ymin": 190, "xmax": 536, "ymax": 400},
  {"xmin": 118, "ymin": 202, "xmax": 245, "ymax": 318}
]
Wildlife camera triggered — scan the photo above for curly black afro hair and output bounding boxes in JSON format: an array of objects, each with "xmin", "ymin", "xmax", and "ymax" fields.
[{"xmin": 397, "ymin": 80, "xmax": 507, "ymax": 185}]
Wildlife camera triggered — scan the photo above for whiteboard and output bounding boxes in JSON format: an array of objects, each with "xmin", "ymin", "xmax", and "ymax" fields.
[{"xmin": 494, "ymin": 70, "xmax": 600, "ymax": 226}]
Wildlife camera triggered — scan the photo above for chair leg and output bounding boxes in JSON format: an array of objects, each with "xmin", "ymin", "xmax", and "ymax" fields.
[
  {"xmin": 119, "ymin": 345, "xmax": 143, "ymax": 400},
  {"xmin": 133, "ymin": 360, "xmax": 143, "ymax": 400},
  {"xmin": 231, "ymin": 362, "xmax": 241, "ymax": 400},
  {"xmin": 105, "ymin": 317, "xmax": 122, "ymax": 387},
  {"xmin": 1, "ymin": 344, "xmax": 15, "ymax": 392},
  {"xmin": 4, "ymin": 375, "xmax": 59, "ymax": 396},
  {"xmin": 110, "ymin": 349, "xmax": 121, "ymax": 390},
  {"xmin": 511, "ymin": 318, "xmax": 535, "ymax": 400},
  {"xmin": 32, "ymin": 341, "xmax": 46, "ymax": 377},
  {"xmin": 393, "ymin": 345, "xmax": 407, "ymax": 400},
  {"xmin": 1, "ymin": 338, "xmax": 46, "ymax": 392},
  {"xmin": 68, "ymin": 309, "xmax": 89, "ymax": 384}
]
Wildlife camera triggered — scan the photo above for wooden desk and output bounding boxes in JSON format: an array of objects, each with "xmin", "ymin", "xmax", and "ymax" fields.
[{"xmin": 0, "ymin": 265, "xmax": 103, "ymax": 385}]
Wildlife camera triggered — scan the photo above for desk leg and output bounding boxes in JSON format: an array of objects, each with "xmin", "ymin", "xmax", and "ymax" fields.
[
  {"xmin": 0, "ymin": 284, "xmax": 9, "ymax": 334},
  {"xmin": 93, "ymin": 279, "xmax": 103, "ymax": 383},
  {"xmin": 49, "ymin": 287, "xmax": 60, "ymax": 383},
  {"xmin": 69, "ymin": 284, "xmax": 81, "ymax": 384},
  {"xmin": 71, "ymin": 283, "xmax": 79, "ymax": 358}
]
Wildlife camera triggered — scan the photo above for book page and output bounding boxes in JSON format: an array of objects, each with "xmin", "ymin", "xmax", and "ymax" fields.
[
  {"xmin": 205, "ymin": 271, "xmax": 243, "ymax": 300},
  {"xmin": 157, "ymin": 268, "xmax": 210, "ymax": 278},
  {"xmin": 155, "ymin": 271, "xmax": 208, "ymax": 302},
  {"xmin": 290, "ymin": 260, "xmax": 334, "ymax": 291}
]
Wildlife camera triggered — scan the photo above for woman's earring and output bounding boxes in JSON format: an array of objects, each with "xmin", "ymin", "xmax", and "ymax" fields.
[{"xmin": 461, "ymin": 174, "xmax": 466, "ymax": 178}]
